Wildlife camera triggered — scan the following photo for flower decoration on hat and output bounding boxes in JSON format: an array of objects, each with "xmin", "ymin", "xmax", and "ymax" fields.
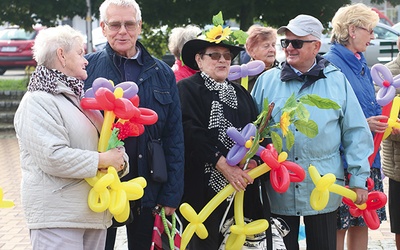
[{"xmin": 202, "ymin": 11, "xmax": 248, "ymax": 46}]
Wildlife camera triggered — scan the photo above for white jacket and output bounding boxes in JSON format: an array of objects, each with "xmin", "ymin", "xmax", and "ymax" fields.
[{"xmin": 14, "ymin": 82, "xmax": 115, "ymax": 229}]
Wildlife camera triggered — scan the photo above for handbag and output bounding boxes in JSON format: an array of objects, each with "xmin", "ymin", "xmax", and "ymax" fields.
[
  {"xmin": 151, "ymin": 208, "xmax": 182, "ymax": 250},
  {"xmin": 147, "ymin": 137, "xmax": 168, "ymax": 183}
]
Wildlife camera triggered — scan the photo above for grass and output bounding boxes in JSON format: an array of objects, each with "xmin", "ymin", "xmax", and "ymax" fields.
[{"xmin": 0, "ymin": 78, "xmax": 28, "ymax": 91}]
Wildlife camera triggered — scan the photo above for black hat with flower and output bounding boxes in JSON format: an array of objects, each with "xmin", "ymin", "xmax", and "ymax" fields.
[{"xmin": 182, "ymin": 11, "xmax": 248, "ymax": 70}]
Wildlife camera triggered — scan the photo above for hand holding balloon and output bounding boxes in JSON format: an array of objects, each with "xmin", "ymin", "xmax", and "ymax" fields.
[{"xmin": 308, "ymin": 165, "xmax": 387, "ymax": 230}]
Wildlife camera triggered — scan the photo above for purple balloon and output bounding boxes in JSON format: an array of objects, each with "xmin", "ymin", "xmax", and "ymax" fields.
[
  {"xmin": 371, "ymin": 63, "xmax": 400, "ymax": 106},
  {"xmin": 226, "ymin": 123, "xmax": 258, "ymax": 166},
  {"xmin": 117, "ymin": 81, "xmax": 139, "ymax": 99},
  {"xmin": 228, "ymin": 60, "xmax": 265, "ymax": 81}
]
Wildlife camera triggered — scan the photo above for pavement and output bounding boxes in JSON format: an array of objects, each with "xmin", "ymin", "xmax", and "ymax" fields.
[{"xmin": 0, "ymin": 132, "xmax": 397, "ymax": 250}]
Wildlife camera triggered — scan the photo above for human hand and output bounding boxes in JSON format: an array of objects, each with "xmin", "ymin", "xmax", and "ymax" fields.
[
  {"xmin": 351, "ymin": 187, "xmax": 368, "ymax": 205},
  {"xmin": 391, "ymin": 120, "xmax": 400, "ymax": 135},
  {"xmin": 367, "ymin": 115, "xmax": 388, "ymax": 133},
  {"xmin": 161, "ymin": 206, "xmax": 176, "ymax": 216},
  {"xmin": 216, "ymin": 156, "xmax": 254, "ymax": 192},
  {"xmin": 98, "ymin": 147, "xmax": 125, "ymax": 173}
]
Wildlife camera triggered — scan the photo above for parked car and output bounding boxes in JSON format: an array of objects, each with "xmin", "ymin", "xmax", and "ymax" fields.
[
  {"xmin": 277, "ymin": 23, "xmax": 400, "ymax": 67},
  {"xmin": 0, "ymin": 26, "xmax": 44, "ymax": 75}
]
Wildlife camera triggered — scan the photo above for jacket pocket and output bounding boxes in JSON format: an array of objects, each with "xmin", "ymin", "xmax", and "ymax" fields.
[{"xmin": 153, "ymin": 89, "xmax": 173, "ymax": 105}]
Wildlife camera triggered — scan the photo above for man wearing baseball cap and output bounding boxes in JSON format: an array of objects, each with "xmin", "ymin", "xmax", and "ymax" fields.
[{"xmin": 251, "ymin": 15, "xmax": 372, "ymax": 250}]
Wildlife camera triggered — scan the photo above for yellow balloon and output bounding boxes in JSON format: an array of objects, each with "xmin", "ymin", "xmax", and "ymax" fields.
[
  {"xmin": 87, "ymin": 188, "xmax": 110, "ymax": 212},
  {"xmin": 0, "ymin": 187, "xmax": 14, "ymax": 208},
  {"xmin": 113, "ymin": 200, "xmax": 131, "ymax": 223},
  {"xmin": 93, "ymin": 173, "xmax": 114, "ymax": 193},
  {"xmin": 179, "ymin": 163, "xmax": 272, "ymax": 250},
  {"xmin": 109, "ymin": 189, "xmax": 127, "ymax": 215},
  {"xmin": 98, "ymin": 110, "xmax": 116, "ymax": 152},
  {"xmin": 308, "ymin": 165, "xmax": 359, "ymax": 211},
  {"xmin": 383, "ymin": 96, "xmax": 400, "ymax": 140}
]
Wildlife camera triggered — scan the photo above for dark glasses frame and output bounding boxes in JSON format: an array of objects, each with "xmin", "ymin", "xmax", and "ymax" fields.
[
  {"xmin": 201, "ymin": 52, "xmax": 234, "ymax": 61},
  {"xmin": 280, "ymin": 39, "xmax": 317, "ymax": 49}
]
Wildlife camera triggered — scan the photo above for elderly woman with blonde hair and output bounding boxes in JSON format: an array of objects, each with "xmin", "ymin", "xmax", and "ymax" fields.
[
  {"xmin": 168, "ymin": 24, "xmax": 201, "ymax": 82},
  {"xmin": 323, "ymin": 3, "xmax": 387, "ymax": 250}
]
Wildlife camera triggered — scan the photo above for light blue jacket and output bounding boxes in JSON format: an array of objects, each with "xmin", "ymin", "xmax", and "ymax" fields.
[
  {"xmin": 251, "ymin": 57, "xmax": 373, "ymax": 216},
  {"xmin": 324, "ymin": 43, "xmax": 381, "ymax": 169}
]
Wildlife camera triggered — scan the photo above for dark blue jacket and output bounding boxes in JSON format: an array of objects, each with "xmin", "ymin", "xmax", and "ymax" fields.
[{"xmin": 84, "ymin": 42, "xmax": 184, "ymax": 208}]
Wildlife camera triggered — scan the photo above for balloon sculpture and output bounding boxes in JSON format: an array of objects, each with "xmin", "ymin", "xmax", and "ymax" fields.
[
  {"xmin": 81, "ymin": 77, "xmax": 158, "ymax": 222},
  {"xmin": 0, "ymin": 187, "xmax": 14, "ymax": 208},
  {"xmin": 228, "ymin": 60, "xmax": 265, "ymax": 90},
  {"xmin": 308, "ymin": 165, "xmax": 387, "ymax": 230},
  {"xmin": 369, "ymin": 63, "xmax": 400, "ymax": 165},
  {"xmin": 179, "ymin": 122, "xmax": 306, "ymax": 250}
]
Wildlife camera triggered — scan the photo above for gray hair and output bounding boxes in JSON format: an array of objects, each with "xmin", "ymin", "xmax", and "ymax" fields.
[
  {"xmin": 33, "ymin": 25, "xmax": 84, "ymax": 68},
  {"xmin": 168, "ymin": 25, "xmax": 201, "ymax": 59},
  {"xmin": 99, "ymin": 0, "xmax": 142, "ymax": 22}
]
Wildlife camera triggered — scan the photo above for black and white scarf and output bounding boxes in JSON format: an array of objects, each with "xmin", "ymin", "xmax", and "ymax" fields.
[{"xmin": 28, "ymin": 65, "xmax": 84, "ymax": 97}]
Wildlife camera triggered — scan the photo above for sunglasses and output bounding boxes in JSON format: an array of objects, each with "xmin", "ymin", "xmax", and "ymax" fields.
[
  {"xmin": 280, "ymin": 39, "xmax": 317, "ymax": 49},
  {"xmin": 104, "ymin": 21, "xmax": 139, "ymax": 31},
  {"xmin": 202, "ymin": 52, "xmax": 234, "ymax": 61}
]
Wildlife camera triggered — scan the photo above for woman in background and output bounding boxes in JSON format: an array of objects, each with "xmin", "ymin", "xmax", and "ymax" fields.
[{"xmin": 323, "ymin": 4, "xmax": 387, "ymax": 250}]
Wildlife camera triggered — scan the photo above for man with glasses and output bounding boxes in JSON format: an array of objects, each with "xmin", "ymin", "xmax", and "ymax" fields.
[
  {"xmin": 84, "ymin": 0, "xmax": 184, "ymax": 249},
  {"xmin": 251, "ymin": 15, "xmax": 373, "ymax": 250}
]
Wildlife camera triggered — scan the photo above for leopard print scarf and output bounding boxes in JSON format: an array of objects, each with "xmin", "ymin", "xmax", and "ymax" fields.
[{"xmin": 28, "ymin": 65, "xmax": 84, "ymax": 97}]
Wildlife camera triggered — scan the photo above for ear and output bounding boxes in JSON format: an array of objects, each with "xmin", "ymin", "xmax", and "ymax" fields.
[
  {"xmin": 100, "ymin": 21, "xmax": 107, "ymax": 36},
  {"xmin": 56, "ymin": 47, "xmax": 65, "ymax": 66},
  {"xmin": 348, "ymin": 24, "xmax": 356, "ymax": 37},
  {"xmin": 194, "ymin": 53, "xmax": 202, "ymax": 69}
]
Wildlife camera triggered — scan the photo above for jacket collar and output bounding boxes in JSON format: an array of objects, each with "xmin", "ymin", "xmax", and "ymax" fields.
[
  {"xmin": 329, "ymin": 43, "xmax": 367, "ymax": 76},
  {"xmin": 281, "ymin": 55, "xmax": 329, "ymax": 91}
]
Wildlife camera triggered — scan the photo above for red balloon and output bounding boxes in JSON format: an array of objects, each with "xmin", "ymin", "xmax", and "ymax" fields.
[
  {"xmin": 80, "ymin": 98, "xmax": 101, "ymax": 110},
  {"xmin": 113, "ymin": 98, "xmax": 140, "ymax": 120},
  {"xmin": 270, "ymin": 166, "xmax": 290, "ymax": 193},
  {"xmin": 130, "ymin": 108, "xmax": 158, "ymax": 125},
  {"xmin": 284, "ymin": 161, "xmax": 306, "ymax": 183},
  {"xmin": 95, "ymin": 88, "xmax": 115, "ymax": 110}
]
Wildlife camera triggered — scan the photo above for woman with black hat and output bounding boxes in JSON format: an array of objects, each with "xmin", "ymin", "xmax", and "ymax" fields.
[{"xmin": 177, "ymin": 20, "xmax": 272, "ymax": 249}]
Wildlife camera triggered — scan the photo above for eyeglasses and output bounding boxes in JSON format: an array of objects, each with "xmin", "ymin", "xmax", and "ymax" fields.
[
  {"xmin": 104, "ymin": 21, "xmax": 139, "ymax": 31},
  {"xmin": 280, "ymin": 39, "xmax": 317, "ymax": 49},
  {"xmin": 202, "ymin": 52, "xmax": 234, "ymax": 60},
  {"xmin": 357, "ymin": 27, "xmax": 374, "ymax": 35}
]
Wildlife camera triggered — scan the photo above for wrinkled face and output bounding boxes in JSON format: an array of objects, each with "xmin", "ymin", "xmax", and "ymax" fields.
[
  {"xmin": 63, "ymin": 41, "xmax": 88, "ymax": 80},
  {"xmin": 348, "ymin": 25, "xmax": 375, "ymax": 53},
  {"xmin": 283, "ymin": 31, "xmax": 321, "ymax": 73},
  {"xmin": 101, "ymin": 4, "xmax": 142, "ymax": 58},
  {"xmin": 195, "ymin": 46, "xmax": 232, "ymax": 82},
  {"xmin": 249, "ymin": 38, "xmax": 276, "ymax": 68}
]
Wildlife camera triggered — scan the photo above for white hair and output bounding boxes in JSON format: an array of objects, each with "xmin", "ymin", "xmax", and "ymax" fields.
[
  {"xmin": 99, "ymin": 0, "xmax": 142, "ymax": 22},
  {"xmin": 168, "ymin": 25, "xmax": 201, "ymax": 58},
  {"xmin": 33, "ymin": 25, "xmax": 84, "ymax": 68}
]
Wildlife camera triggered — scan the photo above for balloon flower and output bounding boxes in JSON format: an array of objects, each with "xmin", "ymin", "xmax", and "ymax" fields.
[
  {"xmin": 260, "ymin": 144, "xmax": 305, "ymax": 193},
  {"xmin": 228, "ymin": 60, "xmax": 265, "ymax": 90},
  {"xmin": 0, "ymin": 187, "xmax": 14, "ymax": 208},
  {"xmin": 226, "ymin": 123, "xmax": 265, "ymax": 166},
  {"xmin": 308, "ymin": 165, "xmax": 387, "ymax": 230},
  {"xmin": 179, "ymin": 163, "xmax": 272, "ymax": 250},
  {"xmin": 369, "ymin": 64, "xmax": 400, "ymax": 165},
  {"xmin": 81, "ymin": 77, "xmax": 158, "ymax": 222}
]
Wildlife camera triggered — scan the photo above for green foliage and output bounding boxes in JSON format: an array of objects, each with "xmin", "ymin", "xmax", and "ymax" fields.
[
  {"xmin": 0, "ymin": 78, "xmax": 28, "ymax": 91},
  {"xmin": 140, "ymin": 23, "xmax": 170, "ymax": 59},
  {"xmin": 253, "ymin": 93, "xmax": 339, "ymax": 153}
]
